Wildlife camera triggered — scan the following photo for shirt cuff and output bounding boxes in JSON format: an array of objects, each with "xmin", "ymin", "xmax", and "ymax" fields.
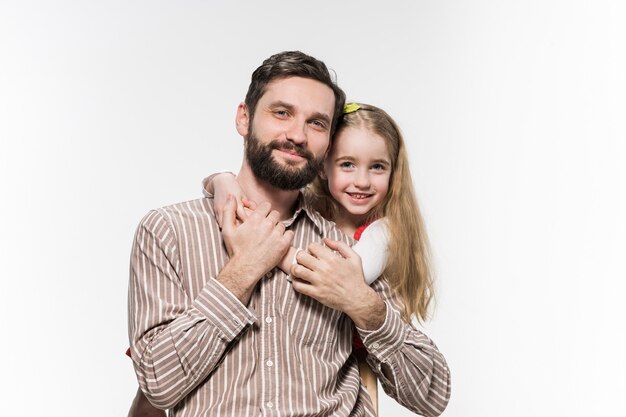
[
  {"xmin": 193, "ymin": 277, "xmax": 258, "ymax": 342},
  {"xmin": 355, "ymin": 301, "xmax": 405, "ymax": 359}
]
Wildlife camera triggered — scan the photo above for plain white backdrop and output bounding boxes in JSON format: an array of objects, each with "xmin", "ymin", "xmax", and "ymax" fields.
[{"xmin": 1, "ymin": 1, "xmax": 625, "ymax": 416}]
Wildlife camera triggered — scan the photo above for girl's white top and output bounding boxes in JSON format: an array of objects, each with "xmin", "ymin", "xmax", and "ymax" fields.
[{"xmin": 352, "ymin": 218, "xmax": 390, "ymax": 284}]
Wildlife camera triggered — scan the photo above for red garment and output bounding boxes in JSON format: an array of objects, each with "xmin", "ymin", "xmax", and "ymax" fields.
[
  {"xmin": 353, "ymin": 223, "xmax": 369, "ymax": 241},
  {"xmin": 352, "ymin": 222, "xmax": 372, "ymax": 351}
]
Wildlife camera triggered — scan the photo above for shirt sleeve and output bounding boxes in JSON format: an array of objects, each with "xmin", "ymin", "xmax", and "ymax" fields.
[
  {"xmin": 355, "ymin": 279, "xmax": 451, "ymax": 416},
  {"xmin": 127, "ymin": 210, "xmax": 257, "ymax": 409},
  {"xmin": 352, "ymin": 218, "xmax": 390, "ymax": 284}
]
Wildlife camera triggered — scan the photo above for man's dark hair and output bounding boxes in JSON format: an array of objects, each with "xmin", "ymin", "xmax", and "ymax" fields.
[{"xmin": 245, "ymin": 51, "xmax": 346, "ymax": 135}]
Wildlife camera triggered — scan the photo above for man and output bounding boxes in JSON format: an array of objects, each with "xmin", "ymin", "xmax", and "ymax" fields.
[{"xmin": 128, "ymin": 51, "xmax": 450, "ymax": 417}]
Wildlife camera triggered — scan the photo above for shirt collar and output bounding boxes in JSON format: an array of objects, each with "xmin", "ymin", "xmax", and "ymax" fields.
[
  {"xmin": 201, "ymin": 176, "xmax": 324, "ymax": 233},
  {"xmin": 286, "ymin": 193, "xmax": 324, "ymax": 233}
]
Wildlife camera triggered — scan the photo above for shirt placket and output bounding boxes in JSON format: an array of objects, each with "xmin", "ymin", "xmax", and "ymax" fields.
[{"xmin": 259, "ymin": 270, "xmax": 278, "ymax": 415}]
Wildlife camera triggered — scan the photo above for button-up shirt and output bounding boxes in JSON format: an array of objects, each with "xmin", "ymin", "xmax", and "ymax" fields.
[{"xmin": 128, "ymin": 178, "xmax": 451, "ymax": 417}]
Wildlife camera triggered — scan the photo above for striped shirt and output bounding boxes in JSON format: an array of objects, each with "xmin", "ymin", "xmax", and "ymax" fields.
[{"xmin": 128, "ymin": 177, "xmax": 451, "ymax": 417}]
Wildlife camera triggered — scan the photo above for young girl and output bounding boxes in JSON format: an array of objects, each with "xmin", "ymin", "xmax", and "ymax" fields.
[{"xmin": 214, "ymin": 102, "xmax": 434, "ymax": 323}]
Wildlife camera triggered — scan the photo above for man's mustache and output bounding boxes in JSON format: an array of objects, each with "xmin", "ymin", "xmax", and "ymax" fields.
[{"xmin": 269, "ymin": 141, "xmax": 313, "ymax": 160}]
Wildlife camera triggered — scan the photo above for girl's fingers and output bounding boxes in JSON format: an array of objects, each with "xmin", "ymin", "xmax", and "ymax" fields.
[
  {"xmin": 242, "ymin": 197, "xmax": 258, "ymax": 210},
  {"xmin": 220, "ymin": 195, "xmax": 237, "ymax": 234},
  {"xmin": 235, "ymin": 198, "xmax": 248, "ymax": 221}
]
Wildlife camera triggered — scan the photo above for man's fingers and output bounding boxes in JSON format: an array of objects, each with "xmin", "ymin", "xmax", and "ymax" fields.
[
  {"xmin": 275, "ymin": 221, "xmax": 286, "ymax": 235},
  {"xmin": 290, "ymin": 277, "xmax": 315, "ymax": 297},
  {"xmin": 266, "ymin": 209, "xmax": 281, "ymax": 226},
  {"xmin": 306, "ymin": 241, "xmax": 335, "ymax": 260},
  {"xmin": 282, "ymin": 229, "xmax": 294, "ymax": 246},
  {"xmin": 323, "ymin": 239, "xmax": 355, "ymax": 259},
  {"xmin": 251, "ymin": 201, "xmax": 272, "ymax": 218},
  {"xmin": 290, "ymin": 263, "xmax": 314, "ymax": 283},
  {"xmin": 294, "ymin": 250, "xmax": 320, "ymax": 271}
]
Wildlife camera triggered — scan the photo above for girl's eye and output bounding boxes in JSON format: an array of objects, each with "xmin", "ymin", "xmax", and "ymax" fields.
[
  {"xmin": 340, "ymin": 161, "xmax": 355, "ymax": 169},
  {"xmin": 371, "ymin": 163, "xmax": 386, "ymax": 171}
]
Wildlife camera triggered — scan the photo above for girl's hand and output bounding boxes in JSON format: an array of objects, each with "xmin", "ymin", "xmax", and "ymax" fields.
[
  {"xmin": 290, "ymin": 238, "xmax": 385, "ymax": 329},
  {"xmin": 211, "ymin": 173, "xmax": 255, "ymax": 226}
]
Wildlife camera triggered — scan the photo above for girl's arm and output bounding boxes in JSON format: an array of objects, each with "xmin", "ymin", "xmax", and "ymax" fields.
[
  {"xmin": 352, "ymin": 218, "xmax": 390, "ymax": 284},
  {"xmin": 205, "ymin": 172, "xmax": 248, "ymax": 224}
]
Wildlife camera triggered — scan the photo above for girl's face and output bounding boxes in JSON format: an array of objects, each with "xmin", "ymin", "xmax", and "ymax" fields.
[{"xmin": 324, "ymin": 126, "xmax": 392, "ymax": 226}]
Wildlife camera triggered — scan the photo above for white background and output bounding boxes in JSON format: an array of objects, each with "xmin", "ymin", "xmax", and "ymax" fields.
[{"xmin": 1, "ymin": 1, "xmax": 625, "ymax": 416}]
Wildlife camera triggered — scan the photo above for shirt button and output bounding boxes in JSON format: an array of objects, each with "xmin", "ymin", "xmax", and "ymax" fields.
[
  {"xmin": 265, "ymin": 317, "xmax": 273, "ymax": 324},
  {"xmin": 233, "ymin": 319, "xmax": 240, "ymax": 325},
  {"xmin": 266, "ymin": 360, "xmax": 273, "ymax": 367},
  {"xmin": 371, "ymin": 342, "xmax": 380, "ymax": 349},
  {"xmin": 266, "ymin": 401, "xmax": 273, "ymax": 408}
]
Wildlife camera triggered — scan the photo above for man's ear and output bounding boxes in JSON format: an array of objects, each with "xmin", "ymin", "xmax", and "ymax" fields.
[{"xmin": 235, "ymin": 102, "xmax": 250, "ymax": 137}]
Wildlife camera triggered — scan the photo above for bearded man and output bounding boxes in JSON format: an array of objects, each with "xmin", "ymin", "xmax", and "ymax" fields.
[{"xmin": 127, "ymin": 51, "xmax": 450, "ymax": 417}]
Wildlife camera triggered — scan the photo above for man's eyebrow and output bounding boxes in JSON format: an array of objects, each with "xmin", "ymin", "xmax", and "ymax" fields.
[
  {"xmin": 270, "ymin": 101, "xmax": 295, "ymax": 111},
  {"xmin": 310, "ymin": 112, "xmax": 331, "ymax": 126}
]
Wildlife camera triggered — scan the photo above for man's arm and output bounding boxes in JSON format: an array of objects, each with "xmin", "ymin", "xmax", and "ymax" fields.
[
  {"xmin": 128, "ymin": 200, "xmax": 292, "ymax": 409},
  {"xmin": 128, "ymin": 209, "xmax": 258, "ymax": 409},
  {"xmin": 355, "ymin": 279, "xmax": 451, "ymax": 417},
  {"xmin": 290, "ymin": 239, "xmax": 451, "ymax": 417}
]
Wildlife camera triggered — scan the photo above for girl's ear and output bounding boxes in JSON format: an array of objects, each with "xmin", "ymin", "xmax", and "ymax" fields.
[{"xmin": 318, "ymin": 169, "xmax": 327, "ymax": 180}]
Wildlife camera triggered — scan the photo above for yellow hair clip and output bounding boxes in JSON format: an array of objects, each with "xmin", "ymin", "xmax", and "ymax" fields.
[{"xmin": 343, "ymin": 103, "xmax": 361, "ymax": 114}]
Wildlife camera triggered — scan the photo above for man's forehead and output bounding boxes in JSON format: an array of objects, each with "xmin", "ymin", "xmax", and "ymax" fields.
[{"xmin": 260, "ymin": 76, "xmax": 335, "ymax": 116}]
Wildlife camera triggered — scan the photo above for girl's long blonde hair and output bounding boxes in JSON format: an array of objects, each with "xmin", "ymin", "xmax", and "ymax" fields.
[{"xmin": 307, "ymin": 103, "xmax": 434, "ymax": 322}]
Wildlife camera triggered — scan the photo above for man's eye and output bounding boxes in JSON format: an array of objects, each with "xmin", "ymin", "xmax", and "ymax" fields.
[
  {"xmin": 310, "ymin": 120, "xmax": 327, "ymax": 130},
  {"xmin": 275, "ymin": 110, "xmax": 289, "ymax": 117}
]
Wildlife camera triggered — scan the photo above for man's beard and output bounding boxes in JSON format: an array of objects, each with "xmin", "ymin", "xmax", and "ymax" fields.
[{"xmin": 245, "ymin": 134, "xmax": 324, "ymax": 190}]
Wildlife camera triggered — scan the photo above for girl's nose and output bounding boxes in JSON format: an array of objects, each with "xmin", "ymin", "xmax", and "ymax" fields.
[{"xmin": 354, "ymin": 169, "xmax": 370, "ymax": 188}]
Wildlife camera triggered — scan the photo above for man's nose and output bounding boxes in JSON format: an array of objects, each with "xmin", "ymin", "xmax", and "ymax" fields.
[{"xmin": 285, "ymin": 119, "xmax": 307, "ymax": 145}]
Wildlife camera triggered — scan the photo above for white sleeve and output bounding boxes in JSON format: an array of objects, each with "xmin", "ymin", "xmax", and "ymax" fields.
[{"xmin": 352, "ymin": 218, "xmax": 390, "ymax": 285}]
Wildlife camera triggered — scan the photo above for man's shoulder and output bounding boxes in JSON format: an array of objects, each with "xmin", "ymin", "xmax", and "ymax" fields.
[
  {"xmin": 138, "ymin": 197, "xmax": 216, "ymax": 231},
  {"xmin": 158, "ymin": 196, "xmax": 215, "ymax": 217}
]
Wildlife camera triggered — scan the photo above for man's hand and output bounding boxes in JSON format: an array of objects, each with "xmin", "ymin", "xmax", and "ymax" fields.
[
  {"xmin": 290, "ymin": 239, "xmax": 386, "ymax": 330},
  {"xmin": 127, "ymin": 387, "xmax": 166, "ymax": 417},
  {"xmin": 218, "ymin": 196, "xmax": 294, "ymax": 304}
]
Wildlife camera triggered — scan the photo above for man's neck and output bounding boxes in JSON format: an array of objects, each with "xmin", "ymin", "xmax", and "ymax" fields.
[{"xmin": 237, "ymin": 164, "xmax": 300, "ymax": 221}]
